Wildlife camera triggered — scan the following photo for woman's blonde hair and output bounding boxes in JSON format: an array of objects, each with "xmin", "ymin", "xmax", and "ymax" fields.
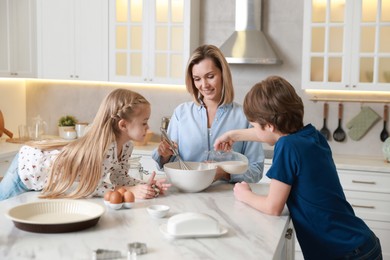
[
  {"xmin": 185, "ymin": 44, "xmax": 234, "ymax": 105},
  {"xmin": 40, "ymin": 88, "xmax": 150, "ymax": 199}
]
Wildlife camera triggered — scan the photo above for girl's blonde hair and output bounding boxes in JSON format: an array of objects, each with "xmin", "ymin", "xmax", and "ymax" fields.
[
  {"xmin": 40, "ymin": 88, "xmax": 150, "ymax": 199},
  {"xmin": 185, "ymin": 44, "xmax": 234, "ymax": 105}
]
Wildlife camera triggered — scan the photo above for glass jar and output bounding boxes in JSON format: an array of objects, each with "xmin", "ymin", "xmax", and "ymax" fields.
[{"xmin": 127, "ymin": 156, "xmax": 148, "ymax": 180}]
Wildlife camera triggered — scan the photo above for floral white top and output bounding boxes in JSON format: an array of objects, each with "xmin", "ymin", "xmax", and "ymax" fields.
[{"xmin": 18, "ymin": 141, "xmax": 141, "ymax": 197}]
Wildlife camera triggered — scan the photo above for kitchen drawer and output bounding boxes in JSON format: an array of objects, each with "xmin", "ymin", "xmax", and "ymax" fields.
[
  {"xmin": 365, "ymin": 220, "xmax": 390, "ymax": 260},
  {"xmin": 344, "ymin": 190, "xmax": 390, "ymax": 222},
  {"xmin": 338, "ymin": 170, "xmax": 390, "ymax": 194}
]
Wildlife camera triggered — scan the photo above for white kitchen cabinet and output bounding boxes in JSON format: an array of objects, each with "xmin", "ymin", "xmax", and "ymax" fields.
[
  {"xmin": 37, "ymin": 0, "xmax": 108, "ymax": 81},
  {"xmin": 0, "ymin": 155, "xmax": 13, "ymax": 177},
  {"xmin": 338, "ymin": 168, "xmax": 390, "ymax": 259},
  {"xmin": 109, "ymin": 0, "xmax": 199, "ymax": 84},
  {"xmin": 261, "ymin": 157, "xmax": 390, "ymax": 259},
  {"xmin": 0, "ymin": 0, "xmax": 36, "ymax": 78},
  {"xmin": 0, "ymin": 143, "xmax": 21, "ymax": 177},
  {"xmin": 302, "ymin": 0, "xmax": 390, "ymax": 91}
]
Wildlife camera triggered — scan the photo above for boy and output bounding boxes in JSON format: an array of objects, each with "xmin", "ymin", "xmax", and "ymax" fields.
[{"xmin": 214, "ymin": 76, "xmax": 382, "ymax": 259}]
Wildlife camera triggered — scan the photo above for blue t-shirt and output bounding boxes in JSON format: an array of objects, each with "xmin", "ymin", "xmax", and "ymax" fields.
[
  {"xmin": 152, "ymin": 101, "xmax": 264, "ymax": 183},
  {"xmin": 267, "ymin": 124, "xmax": 372, "ymax": 259}
]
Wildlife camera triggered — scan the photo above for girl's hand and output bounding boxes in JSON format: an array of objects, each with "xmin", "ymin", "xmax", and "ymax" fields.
[
  {"xmin": 129, "ymin": 184, "xmax": 158, "ymax": 199},
  {"xmin": 129, "ymin": 172, "xmax": 171, "ymax": 199},
  {"xmin": 153, "ymin": 178, "xmax": 171, "ymax": 195},
  {"xmin": 233, "ymin": 181, "xmax": 252, "ymax": 202}
]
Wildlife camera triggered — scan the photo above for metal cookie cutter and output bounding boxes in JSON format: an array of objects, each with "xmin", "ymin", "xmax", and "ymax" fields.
[
  {"xmin": 128, "ymin": 242, "xmax": 147, "ymax": 257},
  {"xmin": 92, "ymin": 249, "xmax": 122, "ymax": 260}
]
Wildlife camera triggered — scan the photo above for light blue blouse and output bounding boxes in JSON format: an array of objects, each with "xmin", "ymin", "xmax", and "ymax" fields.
[{"xmin": 152, "ymin": 101, "xmax": 265, "ymax": 183}]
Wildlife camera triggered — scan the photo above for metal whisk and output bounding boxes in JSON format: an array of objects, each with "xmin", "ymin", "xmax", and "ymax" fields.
[{"xmin": 160, "ymin": 128, "xmax": 191, "ymax": 170}]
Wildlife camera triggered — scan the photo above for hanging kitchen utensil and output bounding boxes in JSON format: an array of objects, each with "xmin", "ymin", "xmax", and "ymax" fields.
[
  {"xmin": 0, "ymin": 109, "xmax": 13, "ymax": 139},
  {"xmin": 333, "ymin": 103, "xmax": 346, "ymax": 142},
  {"xmin": 319, "ymin": 102, "xmax": 331, "ymax": 140},
  {"xmin": 380, "ymin": 105, "xmax": 389, "ymax": 142}
]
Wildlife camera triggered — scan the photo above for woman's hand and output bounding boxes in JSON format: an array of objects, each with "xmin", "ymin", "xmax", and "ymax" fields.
[
  {"xmin": 157, "ymin": 140, "xmax": 177, "ymax": 164},
  {"xmin": 233, "ymin": 181, "xmax": 252, "ymax": 202},
  {"xmin": 213, "ymin": 167, "xmax": 230, "ymax": 182}
]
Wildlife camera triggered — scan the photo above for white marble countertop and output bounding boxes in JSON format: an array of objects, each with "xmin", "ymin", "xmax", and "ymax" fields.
[
  {"xmin": 0, "ymin": 183, "xmax": 291, "ymax": 260},
  {"xmin": 0, "ymin": 140, "xmax": 23, "ymax": 158}
]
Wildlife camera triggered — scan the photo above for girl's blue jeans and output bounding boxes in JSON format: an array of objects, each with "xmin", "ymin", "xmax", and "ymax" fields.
[{"xmin": 0, "ymin": 153, "xmax": 29, "ymax": 201}]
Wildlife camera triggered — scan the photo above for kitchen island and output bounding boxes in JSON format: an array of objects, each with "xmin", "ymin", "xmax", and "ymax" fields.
[{"xmin": 0, "ymin": 183, "xmax": 293, "ymax": 260}]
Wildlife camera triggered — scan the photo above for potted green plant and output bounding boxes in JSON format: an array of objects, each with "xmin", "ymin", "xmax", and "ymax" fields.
[{"xmin": 58, "ymin": 115, "xmax": 77, "ymax": 139}]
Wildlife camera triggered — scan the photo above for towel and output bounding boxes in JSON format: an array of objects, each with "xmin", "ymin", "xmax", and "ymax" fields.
[{"xmin": 346, "ymin": 106, "xmax": 380, "ymax": 141}]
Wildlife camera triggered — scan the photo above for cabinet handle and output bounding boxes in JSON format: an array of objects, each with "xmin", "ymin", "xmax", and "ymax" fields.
[
  {"xmin": 351, "ymin": 204, "xmax": 375, "ymax": 209},
  {"xmin": 285, "ymin": 228, "xmax": 293, "ymax": 240},
  {"xmin": 352, "ymin": 180, "xmax": 376, "ymax": 185}
]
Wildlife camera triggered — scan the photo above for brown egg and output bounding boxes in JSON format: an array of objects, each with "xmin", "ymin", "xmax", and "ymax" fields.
[
  {"xmin": 123, "ymin": 191, "xmax": 135, "ymax": 203},
  {"xmin": 109, "ymin": 191, "xmax": 123, "ymax": 204},
  {"xmin": 117, "ymin": 187, "xmax": 127, "ymax": 195},
  {"xmin": 104, "ymin": 190, "xmax": 113, "ymax": 201}
]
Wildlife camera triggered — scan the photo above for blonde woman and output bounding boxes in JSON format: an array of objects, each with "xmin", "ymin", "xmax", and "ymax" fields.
[
  {"xmin": 152, "ymin": 45, "xmax": 264, "ymax": 182},
  {"xmin": 0, "ymin": 89, "xmax": 170, "ymax": 201}
]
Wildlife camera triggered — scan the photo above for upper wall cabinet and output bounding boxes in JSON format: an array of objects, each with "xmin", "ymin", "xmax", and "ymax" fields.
[
  {"xmin": 109, "ymin": 0, "xmax": 199, "ymax": 85},
  {"xmin": 37, "ymin": 0, "xmax": 108, "ymax": 81},
  {"xmin": 302, "ymin": 0, "xmax": 390, "ymax": 91},
  {"xmin": 0, "ymin": 0, "xmax": 36, "ymax": 78}
]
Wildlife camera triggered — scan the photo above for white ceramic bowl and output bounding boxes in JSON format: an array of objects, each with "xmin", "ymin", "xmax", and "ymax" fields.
[
  {"xmin": 147, "ymin": 205, "xmax": 170, "ymax": 218},
  {"xmin": 164, "ymin": 161, "xmax": 216, "ymax": 193},
  {"xmin": 108, "ymin": 203, "xmax": 123, "ymax": 210}
]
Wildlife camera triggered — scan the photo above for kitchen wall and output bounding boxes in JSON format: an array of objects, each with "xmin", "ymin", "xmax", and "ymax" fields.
[
  {"xmin": 2, "ymin": 0, "xmax": 389, "ymax": 159},
  {"xmin": 0, "ymin": 79, "xmax": 26, "ymax": 137}
]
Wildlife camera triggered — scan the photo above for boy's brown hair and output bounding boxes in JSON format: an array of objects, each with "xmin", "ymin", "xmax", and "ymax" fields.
[{"xmin": 243, "ymin": 76, "xmax": 304, "ymax": 134}]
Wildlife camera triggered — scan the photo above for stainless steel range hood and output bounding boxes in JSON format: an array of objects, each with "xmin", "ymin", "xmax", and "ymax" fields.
[{"xmin": 220, "ymin": 0, "xmax": 282, "ymax": 65}]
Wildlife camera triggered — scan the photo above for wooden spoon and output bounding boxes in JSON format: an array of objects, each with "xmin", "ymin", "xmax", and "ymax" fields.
[
  {"xmin": 0, "ymin": 109, "xmax": 14, "ymax": 138},
  {"xmin": 319, "ymin": 103, "xmax": 331, "ymax": 140},
  {"xmin": 333, "ymin": 103, "xmax": 346, "ymax": 142},
  {"xmin": 380, "ymin": 105, "xmax": 389, "ymax": 142}
]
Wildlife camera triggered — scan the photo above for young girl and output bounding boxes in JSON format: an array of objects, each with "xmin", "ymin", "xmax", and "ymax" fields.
[
  {"xmin": 0, "ymin": 89, "xmax": 170, "ymax": 201},
  {"xmin": 214, "ymin": 76, "xmax": 382, "ymax": 259}
]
